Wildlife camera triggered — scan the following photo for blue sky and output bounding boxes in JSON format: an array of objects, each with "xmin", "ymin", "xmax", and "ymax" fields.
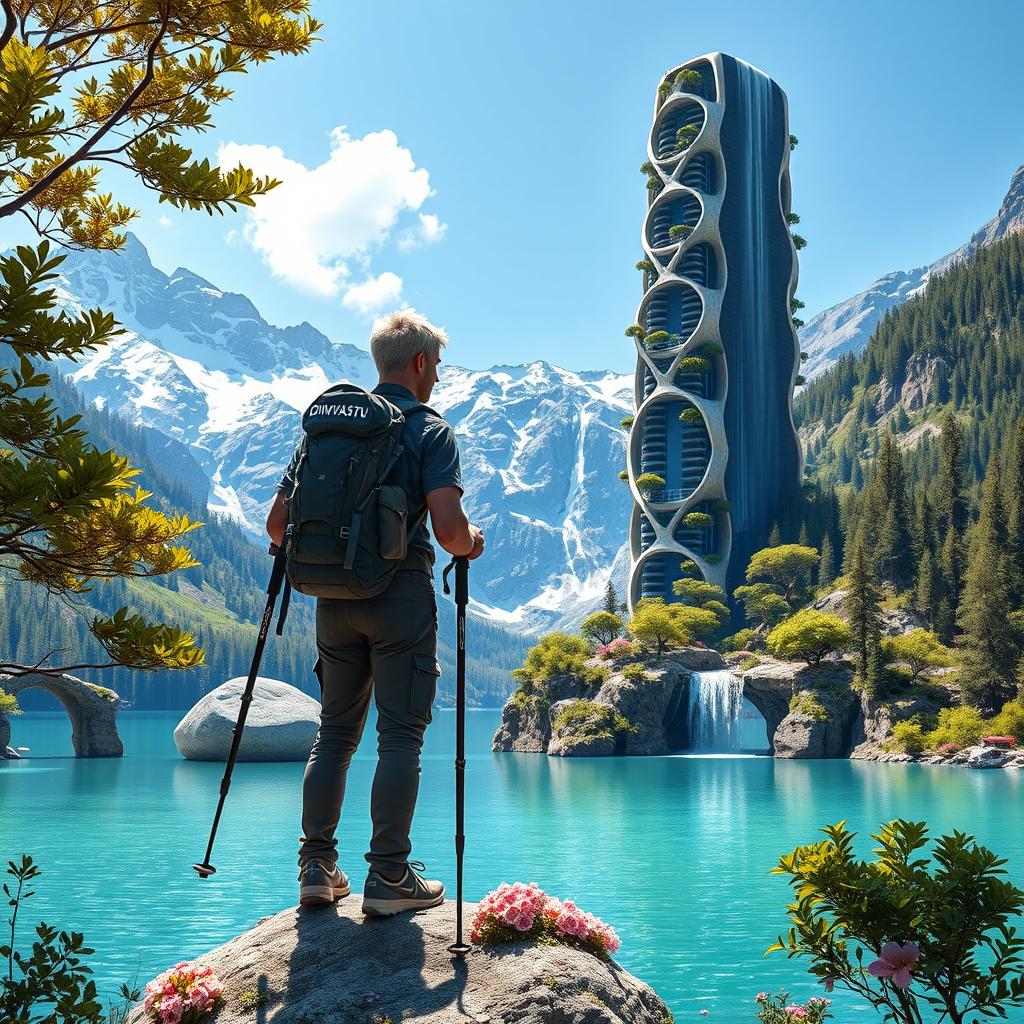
[{"xmin": 31, "ymin": 0, "xmax": 1024, "ymax": 374}]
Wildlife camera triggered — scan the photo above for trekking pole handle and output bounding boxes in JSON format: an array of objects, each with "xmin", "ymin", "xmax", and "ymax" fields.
[{"xmin": 442, "ymin": 555, "xmax": 469, "ymax": 605}]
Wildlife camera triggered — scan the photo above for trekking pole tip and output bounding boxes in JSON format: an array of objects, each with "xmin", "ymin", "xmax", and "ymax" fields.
[{"xmin": 193, "ymin": 862, "xmax": 216, "ymax": 878}]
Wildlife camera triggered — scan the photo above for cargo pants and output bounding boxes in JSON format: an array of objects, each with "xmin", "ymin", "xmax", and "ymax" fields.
[{"xmin": 298, "ymin": 568, "xmax": 441, "ymax": 875}]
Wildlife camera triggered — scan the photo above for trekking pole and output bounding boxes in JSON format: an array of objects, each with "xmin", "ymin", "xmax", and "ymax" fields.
[
  {"xmin": 194, "ymin": 543, "xmax": 288, "ymax": 878},
  {"xmin": 442, "ymin": 555, "xmax": 471, "ymax": 956}
]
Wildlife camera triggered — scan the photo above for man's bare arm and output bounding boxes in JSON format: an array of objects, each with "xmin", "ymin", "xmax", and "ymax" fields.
[
  {"xmin": 426, "ymin": 487, "xmax": 484, "ymax": 559},
  {"xmin": 266, "ymin": 492, "xmax": 288, "ymax": 548}
]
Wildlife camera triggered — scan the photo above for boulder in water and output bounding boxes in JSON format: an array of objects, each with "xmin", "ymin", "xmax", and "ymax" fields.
[
  {"xmin": 174, "ymin": 677, "xmax": 320, "ymax": 762},
  {"xmin": 125, "ymin": 898, "xmax": 671, "ymax": 1024}
]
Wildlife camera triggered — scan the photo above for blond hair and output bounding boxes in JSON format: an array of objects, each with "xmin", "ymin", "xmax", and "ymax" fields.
[{"xmin": 370, "ymin": 310, "xmax": 448, "ymax": 375}]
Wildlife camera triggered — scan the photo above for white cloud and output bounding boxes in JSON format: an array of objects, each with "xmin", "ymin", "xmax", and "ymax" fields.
[
  {"xmin": 217, "ymin": 126, "xmax": 438, "ymax": 299},
  {"xmin": 158, "ymin": 214, "xmax": 173, "ymax": 228},
  {"xmin": 397, "ymin": 211, "xmax": 448, "ymax": 252},
  {"xmin": 341, "ymin": 272, "xmax": 404, "ymax": 317}
]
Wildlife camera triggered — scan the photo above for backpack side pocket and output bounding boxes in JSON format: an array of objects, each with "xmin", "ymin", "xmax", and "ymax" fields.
[{"xmin": 377, "ymin": 484, "xmax": 409, "ymax": 560}]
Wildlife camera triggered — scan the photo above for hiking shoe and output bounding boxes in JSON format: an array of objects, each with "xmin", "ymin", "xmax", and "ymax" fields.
[
  {"xmin": 298, "ymin": 860, "xmax": 350, "ymax": 906},
  {"xmin": 362, "ymin": 860, "xmax": 445, "ymax": 916}
]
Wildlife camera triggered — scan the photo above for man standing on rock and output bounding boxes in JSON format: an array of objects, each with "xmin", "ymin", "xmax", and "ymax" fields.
[{"xmin": 266, "ymin": 311, "xmax": 484, "ymax": 914}]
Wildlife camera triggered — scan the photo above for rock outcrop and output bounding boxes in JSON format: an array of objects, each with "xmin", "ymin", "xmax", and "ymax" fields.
[
  {"xmin": 125, "ymin": 899, "xmax": 670, "ymax": 1024},
  {"xmin": 739, "ymin": 659, "xmax": 858, "ymax": 758},
  {"xmin": 848, "ymin": 691, "xmax": 944, "ymax": 761},
  {"xmin": 174, "ymin": 677, "xmax": 320, "ymax": 762},
  {"xmin": 0, "ymin": 712, "xmax": 16, "ymax": 759},
  {"xmin": 493, "ymin": 648, "xmax": 726, "ymax": 756},
  {"xmin": 0, "ymin": 672, "xmax": 123, "ymax": 757}
]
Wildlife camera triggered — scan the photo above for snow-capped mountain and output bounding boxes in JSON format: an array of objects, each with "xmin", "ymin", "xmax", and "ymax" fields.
[
  {"xmin": 50, "ymin": 235, "xmax": 633, "ymax": 634},
  {"xmin": 800, "ymin": 163, "xmax": 1024, "ymax": 380}
]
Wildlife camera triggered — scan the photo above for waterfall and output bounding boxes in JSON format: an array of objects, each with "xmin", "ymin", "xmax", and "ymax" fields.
[{"xmin": 687, "ymin": 670, "xmax": 744, "ymax": 752}]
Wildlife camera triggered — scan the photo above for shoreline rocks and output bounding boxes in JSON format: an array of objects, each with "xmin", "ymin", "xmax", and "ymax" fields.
[
  {"xmin": 125, "ymin": 899, "xmax": 671, "ymax": 1024},
  {"xmin": 174, "ymin": 677, "xmax": 320, "ymax": 762}
]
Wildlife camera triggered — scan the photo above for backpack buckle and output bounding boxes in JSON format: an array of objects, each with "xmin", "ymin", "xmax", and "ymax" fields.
[{"xmin": 338, "ymin": 526, "xmax": 349, "ymax": 539}]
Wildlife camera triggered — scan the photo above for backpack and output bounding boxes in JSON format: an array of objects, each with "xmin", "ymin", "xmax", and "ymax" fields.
[{"xmin": 281, "ymin": 381, "xmax": 432, "ymax": 602}]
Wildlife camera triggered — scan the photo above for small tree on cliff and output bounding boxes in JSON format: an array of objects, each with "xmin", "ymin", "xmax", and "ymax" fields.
[
  {"xmin": 0, "ymin": 3, "xmax": 319, "ymax": 678},
  {"xmin": 627, "ymin": 598, "xmax": 718, "ymax": 657},
  {"xmin": 580, "ymin": 611, "xmax": 623, "ymax": 647},
  {"xmin": 881, "ymin": 629, "xmax": 954, "ymax": 684},
  {"xmin": 766, "ymin": 610, "xmax": 851, "ymax": 666},
  {"xmin": 746, "ymin": 544, "xmax": 820, "ymax": 607},
  {"xmin": 844, "ymin": 535, "xmax": 883, "ymax": 690},
  {"xmin": 671, "ymin": 576, "xmax": 730, "ymax": 631}
]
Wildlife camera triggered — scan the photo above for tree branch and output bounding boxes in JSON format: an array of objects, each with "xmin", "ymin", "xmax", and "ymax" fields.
[
  {"xmin": 0, "ymin": 6, "xmax": 171, "ymax": 220},
  {"xmin": 0, "ymin": 0, "xmax": 15, "ymax": 52}
]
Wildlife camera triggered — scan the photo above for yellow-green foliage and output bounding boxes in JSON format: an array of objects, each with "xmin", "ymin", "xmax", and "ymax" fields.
[
  {"xmin": 553, "ymin": 700, "xmax": 633, "ymax": 740},
  {"xmin": 881, "ymin": 629, "xmax": 954, "ymax": 681},
  {"xmin": 0, "ymin": 6, "xmax": 319, "ymax": 680},
  {"xmin": 767, "ymin": 610, "xmax": 851, "ymax": 665},
  {"xmin": 789, "ymin": 693, "xmax": 829, "ymax": 721},
  {"xmin": 891, "ymin": 720, "xmax": 927, "ymax": 754},
  {"xmin": 0, "ymin": 686, "xmax": 21, "ymax": 717},
  {"xmin": 722, "ymin": 628, "xmax": 759, "ymax": 653},
  {"xmin": 621, "ymin": 663, "xmax": 650, "ymax": 681},
  {"xmin": 989, "ymin": 696, "xmax": 1024, "ymax": 742},
  {"xmin": 627, "ymin": 597, "xmax": 720, "ymax": 655},
  {"xmin": 925, "ymin": 706, "xmax": 986, "ymax": 751},
  {"xmin": 512, "ymin": 633, "xmax": 605, "ymax": 690},
  {"xmin": 238, "ymin": 989, "xmax": 267, "ymax": 1012}
]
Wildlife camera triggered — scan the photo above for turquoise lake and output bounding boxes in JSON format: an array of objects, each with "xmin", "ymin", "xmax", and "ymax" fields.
[{"xmin": 2, "ymin": 710, "xmax": 1023, "ymax": 1023}]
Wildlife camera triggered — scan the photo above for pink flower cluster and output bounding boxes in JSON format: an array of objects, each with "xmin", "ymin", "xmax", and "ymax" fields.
[
  {"xmin": 143, "ymin": 961, "xmax": 223, "ymax": 1024},
  {"xmin": 470, "ymin": 881, "xmax": 621, "ymax": 955},
  {"xmin": 595, "ymin": 638, "xmax": 636, "ymax": 661}
]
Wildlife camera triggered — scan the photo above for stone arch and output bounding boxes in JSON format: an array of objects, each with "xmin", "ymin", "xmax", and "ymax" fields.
[{"xmin": 1, "ymin": 672, "xmax": 123, "ymax": 757}]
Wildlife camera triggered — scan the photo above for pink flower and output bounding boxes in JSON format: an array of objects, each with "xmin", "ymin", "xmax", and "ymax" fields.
[
  {"xmin": 820, "ymin": 977, "xmax": 836, "ymax": 993},
  {"xmin": 785, "ymin": 1007, "xmax": 807, "ymax": 1019},
  {"xmin": 868, "ymin": 940, "xmax": 920, "ymax": 990},
  {"xmin": 160, "ymin": 994, "xmax": 184, "ymax": 1024},
  {"xmin": 700, "ymin": 1010, "xmax": 709, "ymax": 1017},
  {"xmin": 755, "ymin": 993, "xmax": 768, "ymax": 1002}
]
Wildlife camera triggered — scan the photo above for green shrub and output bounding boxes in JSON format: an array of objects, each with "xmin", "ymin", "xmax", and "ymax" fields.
[
  {"xmin": 769, "ymin": 819, "xmax": 1024, "ymax": 1024},
  {"xmin": 722, "ymin": 628, "xmax": 759, "ymax": 653},
  {"xmin": 239, "ymin": 988, "xmax": 267, "ymax": 1011},
  {"xmin": 553, "ymin": 700, "xmax": 634, "ymax": 740},
  {"xmin": 740, "ymin": 656, "xmax": 762, "ymax": 670},
  {"xmin": 881, "ymin": 630, "xmax": 954, "ymax": 682},
  {"xmin": 1, "ymin": 856, "xmax": 139, "ymax": 1024},
  {"xmin": 674, "ymin": 69, "xmax": 702, "ymax": 90},
  {"xmin": 620, "ymin": 415, "xmax": 634, "ymax": 429},
  {"xmin": 678, "ymin": 357, "xmax": 709, "ymax": 374},
  {"xmin": 512, "ymin": 633, "xmax": 592, "ymax": 684},
  {"xmin": 681, "ymin": 511, "xmax": 713, "ymax": 529},
  {"xmin": 621, "ymin": 663, "xmax": 650, "ymax": 681},
  {"xmin": 0, "ymin": 686, "xmax": 21, "ymax": 717},
  {"xmin": 989, "ymin": 696, "xmax": 1024, "ymax": 743},
  {"xmin": 635, "ymin": 473, "xmax": 666, "ymax": 493},
  {"xmin": 679, "ymin": 407, "xmax": 702, "ymax": 423},
  {"xmin": 890, "ymin": 720, "xmax": 927, "ymax": 754},
  {"xmin": 789, "ymin": 693, "xmax": 829, "ymax": 721},
  {"xmin": 925, "ymin": 706, "xmax": 986, "ymax": 750}
]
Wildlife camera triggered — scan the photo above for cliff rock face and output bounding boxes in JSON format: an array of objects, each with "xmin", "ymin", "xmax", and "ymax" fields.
[
  {"xmin": 848, "ymin": 692, "xmax": 943, "ymax": 762},
  {"xmin": 0, "ymin": 713, "xmax": 15, "ymax": 759},
  {"xmin": 125, "ymin": 899, "xmax": 671, "ymax": 1024},
  {"xmin": 493, "ymin": 649, "xmax": 726, "ymax": 756},
  {"xmin": 739, "ymin": 659, "xmax": 858, "ymax": 758}
]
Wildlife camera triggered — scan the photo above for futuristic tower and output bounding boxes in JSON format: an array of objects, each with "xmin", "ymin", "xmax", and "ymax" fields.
[{"xmin": 627, "ymin": 52, "xmax": 803, "ymax": 608}]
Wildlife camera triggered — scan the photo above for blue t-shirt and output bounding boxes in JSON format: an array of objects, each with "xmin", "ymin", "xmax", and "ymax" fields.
[{"xmin": 276, "ymin": 382, "xmax": 463, "ymax": 570}]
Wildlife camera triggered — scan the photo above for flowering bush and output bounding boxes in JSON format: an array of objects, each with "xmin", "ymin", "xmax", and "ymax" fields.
[
  {"xmin": 595, "ymin": 638, "xmax": 636, "ymax": 661},
  {"xmin": 754, "ymin": 991, "xmax": 831, "ymax": 1022},
  {"xmin": 142, "ymin": 962, "xmax": 223, "ymax": 1024},
  {"xmin": 769, "ymin": 819, "xmax": 1024, "ymax": 1023},
  {"xmin": 470, "ymin": 882, "xmax": 620, "ymax": 956},
  {"xmin": 934, "ymin": 741, "xmax": 961, "ymax": 757}
]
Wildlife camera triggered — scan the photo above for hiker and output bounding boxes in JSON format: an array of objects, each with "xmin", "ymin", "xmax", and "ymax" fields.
[{"xmin": 265, "ymin": 311, "xmax": 484, "ymax": 914}]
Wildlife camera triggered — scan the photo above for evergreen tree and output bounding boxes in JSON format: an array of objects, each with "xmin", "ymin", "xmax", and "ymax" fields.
[
  {"xmin": 818, "ymin": 534, "xmax": 836, "ymax": 591},
  {"xmin": 768, "ymin": 522, "xmax": 782, "ymax": 547},
  {"xmin": 957, "ymin": 460, "xmax": 1018, "ymax": 710},
  {"xmin": 1005, "ymin": 414, "xmax": 1024, "ymax": 604},
  {"xmin": 844, "ymin": 535, "xmax": 883, "ymax": 690},
  {"xmin": 603, "ymin": 579, "xmax": 619, "ymax": 616},
  {"xmin": 915, "ymin": 546, "xmax": 939, "ymax": 628}
]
